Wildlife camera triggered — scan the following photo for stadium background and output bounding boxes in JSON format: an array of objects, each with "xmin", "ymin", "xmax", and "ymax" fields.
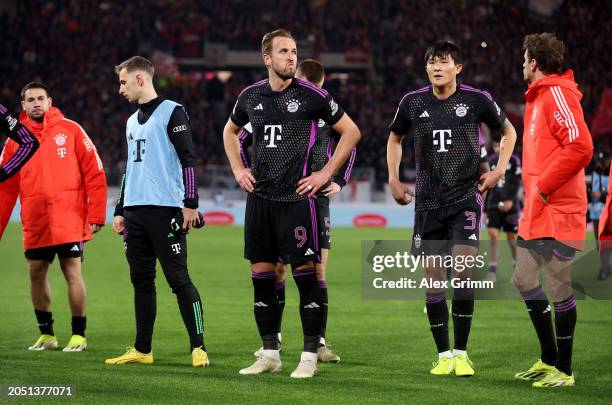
[{"xmin": 1, "ymin": 0, "xmax": 611, "ymax": 403}]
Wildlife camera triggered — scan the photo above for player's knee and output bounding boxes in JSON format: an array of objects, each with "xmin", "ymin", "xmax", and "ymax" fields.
[
  {"xmin": 511, "ymin": 270, "xmax": 527, "ymax": 290},
  {"xmin": 28, "ymin": 264, "xmax": 48, "ymax": 282},
  {"xmin": 276, "ymin": 263, "xmax": 287, "ymax": 278},
  {"xmin": 167, "ymin": 273, "xmax": 193, "ymax": 294},
  {"xmin": 63, "ymin": 269, "xmax": 84, "ymax": 286},
  {"xmin": 130, "ymin": 271, "xmax": 155, "ymax": 290}
]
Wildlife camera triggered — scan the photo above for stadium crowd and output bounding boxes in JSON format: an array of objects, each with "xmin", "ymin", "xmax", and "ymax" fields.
[{"xmin": 1, "ymin": 0, "xmax": 610, "ymax": 188}]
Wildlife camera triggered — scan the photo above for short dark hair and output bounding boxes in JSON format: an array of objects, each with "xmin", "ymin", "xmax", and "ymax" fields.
[
  {"xmin": 261, "ymin": 29, "xmax": 295, "ymax": 55},
  {"xmin": 424, "ymin": 40, "xmax": 462, "ymax": 65},
  {"xmin": 523, "ymin": 33, "xmax": 565, "ymax": 75},
  {"xmin": 21, "ymin": 81, "xmax": 50, "ymax": 100},
  {"xmin": 297, "ymin": 59, "xmax": 325, "ymax": 85},
  {"xmin": 114, "ymin": 56, "xmax": 155, "ymax": 76}
]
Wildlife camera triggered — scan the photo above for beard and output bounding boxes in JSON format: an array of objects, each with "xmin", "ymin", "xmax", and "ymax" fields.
[{"xmin": 272, "ymin": 64, "xmax": 295, "ymax": 81}]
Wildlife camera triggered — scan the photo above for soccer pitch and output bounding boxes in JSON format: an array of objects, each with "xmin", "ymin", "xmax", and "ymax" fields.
[{"xmin": 1, "ymin": 224, "xmax": 610, "ymax": 404}]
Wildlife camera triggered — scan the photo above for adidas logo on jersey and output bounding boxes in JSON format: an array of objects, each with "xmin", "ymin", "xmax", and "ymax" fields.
[
  {"xmin": 468, "ymin": 234, "xmax": 477, "ymax": 240},
  {"xmin": 304, "ymin": 248, "xmax": 315, "ymax": 256},
  {"xmin": 543, "ymin": 304, "xmax": 551, "ymax": 314},
  {"xmin": 304, "ymin": 302, "xmax": 320, "ymax": 309},
  {"xmin": 419, "ymin": 111, "xmax": 429, "ymax": 118},
  {"xmin": 253, "ymin": 302, "xmax": 269, "ymax": 307},
  {"xmin": 254, "ymin": 103, "xmax": 263, "ymax": 110},
  {"xmin": 70, "ymin": 245, "xmax": 80, "ymax": 252}
]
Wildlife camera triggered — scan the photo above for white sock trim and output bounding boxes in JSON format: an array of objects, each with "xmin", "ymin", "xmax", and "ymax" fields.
[
  {"xmin": 300, "ymin": 351, "xmax": 318, "ymax": 363},
  {"xmin": 262, "ymin": 349, "xmax": 280, "ymax": 361},
  {"xmin": 438, "ymin": 350, "xmax": 453, "ymax": 359}
]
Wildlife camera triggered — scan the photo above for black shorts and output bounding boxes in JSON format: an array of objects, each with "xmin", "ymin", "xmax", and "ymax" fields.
[
  {"xmin": 517, "ymin": 237, "xmax": 576, "ymax": 262},
  {"xmin": 25, "ymin": 241, "xmax": 84, "ymax": 263},
  {"xmin": 245, "ymin": 194, "xmax": 320, "ymax": 265},
  {"xmin": 123, "ymin": 206, "xmax": 192, "ymax": 288},
  {"xmin": 412, "ymin": 193, "xmax": 482, "ymax": 255},
  {"xmin": 487, "ymin": 205, "xmax": 519, "ymax": 233},
  {"xmin": 316, "ymin": 196, "xmax": 331, "ymax": 250}
]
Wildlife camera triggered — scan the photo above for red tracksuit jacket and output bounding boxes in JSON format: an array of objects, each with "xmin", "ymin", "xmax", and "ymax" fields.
[
  {"xmin": 519, "ymin": 70, "xmax": 593, "ymax": 250},
  {"xmin": 0, "ymin": 107, "xmax": 107, "ymax": 248}
]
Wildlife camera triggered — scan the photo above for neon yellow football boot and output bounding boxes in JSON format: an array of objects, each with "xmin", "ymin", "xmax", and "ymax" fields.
[
  {"xmin": 104, "ymin": 347, "xmax": 153, "ymax": 365},
  {"xmin": 28, "ymin": 334, "xmax": 58, "ymax": 351},
  {"xmin": 532, "ymin": 369, "xmax": 575, "ymax": 387},
  {"xmin": 430, "ymin": 356, "xmax": 455, "ymax": 375},
  {"xmin": 515, "ymin": 359, "xmax": 556, "ymax": 381},
  {"xmin": 192, "ymin": 347, "xmax": 210, "ymax": 367},
  {"xmin": 63, "ymin": 335, "xmax": 87, "ymax": 352}
]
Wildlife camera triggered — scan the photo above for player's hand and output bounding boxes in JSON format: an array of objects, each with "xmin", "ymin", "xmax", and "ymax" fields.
[
  {"xmin": 297, "ymin": 170, "xmax": 331, "ymax": 197},
  {"xmin": 501, "ymin": 200, "xmax": 513, "ymax": 212},
  {"xmin": 389, "ymin": 178, "xmax": 414, "ymax": 205},
  {"xmin": 182, "ymin": 207, "xmax": 200, "ymax": 231},
  {"xmin": 112, "ymin": 216, "xmax": 124, "ymax": 234},
  {"xmin": 478, "ymin": 169, "xmax": 503, "ymax": 193},
  {"xmin": 89, "ymin": 224, "xmax": 103, "ymax": 234},
  {"xmin": 233, "ymin": 167, "xmax": 255, "ymax": 192},
  {"xmin": 322, "ymin": 182, "xmax": 341, "ymax": 197}
]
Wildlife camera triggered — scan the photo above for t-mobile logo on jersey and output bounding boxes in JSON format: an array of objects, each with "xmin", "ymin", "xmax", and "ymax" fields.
[
  {"xmin": 263, "ymin": 125, "xmax": 282, "ymax": 148},
  {"xmin": 432, "ymin": 129, "xmax": 452, "ymax": 152},
  {"xmin": 171, "ymin": 243, "xmax": 181, "ymax": 254}
]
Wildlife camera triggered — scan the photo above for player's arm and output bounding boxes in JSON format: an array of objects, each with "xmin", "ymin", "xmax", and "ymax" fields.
[
  {"xmin": 387, "ymin": 132, "xmax": 414, "ymax": 205},
  {"xmin": 0, "ymin": 104, "xmax": 39, "ymax": 182},
  {"xmin": 331, "ymin": 130, "xmax": 356, "ymax": 189},
  {"xmin": 386, "ymin": 95, "xmax": 414, "ymax": 205},
  {"xmin": 167, "ymin": 106, "xmax": 200, "ymax": 230},
  {"xmin": 74, "ymin": 124, "xmax": 107, "ymax": 234},
  {"xmin": 536, "ymin": 89, "xmax": 593, "ymax": 201},
  {"xmin": 238, "ymin": 124, "xmax": 253, "ymax": 169},
  {"xmin": 479, "ymin": 144, "xmax": 491, "ymax": 211},
  {"xmin": 224, "ymin": 93, "xmax": 255, "ymax": 192},
  {"xmin": 0, "ymin": 139, "xmax": 20, "ymax": 239},
  {"xmin": 298, "ymin": 94, "xmax": 361, "ymax": 197},
  {"xmin": 299, "ymin": 115, "xmax": 360, "ymax": 196},
  {"xmin": 478, "ymin": 96, "xmax": 517, "ymax": 193},
  {"xmin": 112, "ymin": 171, "xmax": 126, "ymax": 234},
  {"xmin": 501, "ymin": 156, "xmax": 521, "ymax": 211}
]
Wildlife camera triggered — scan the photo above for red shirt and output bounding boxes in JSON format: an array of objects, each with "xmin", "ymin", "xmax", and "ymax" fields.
[
  {"xmin": 0, "ymin": 107, "xmax": 107, "ymax": 248},
  {"xmin": 519, "ymin": 70, "xmax": 593, "ymax": 250}
]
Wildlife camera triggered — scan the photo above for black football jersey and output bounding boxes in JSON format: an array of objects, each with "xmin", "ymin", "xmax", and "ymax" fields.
[
  {"xmin": 487, "ymin": 154, "xmax": 522, "ymax": 207},
  {"xmin": 230, "ymin": 78, "xmax": 344, "ymax": 202},
  {"xmin": 389, "ymin": 84, "xmax": 506, "ymax": 211}
]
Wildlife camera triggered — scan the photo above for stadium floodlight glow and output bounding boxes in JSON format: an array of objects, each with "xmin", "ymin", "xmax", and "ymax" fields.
[{"xmin": 216, "ymin": 71, "xmax": 233, "ymax": 83}]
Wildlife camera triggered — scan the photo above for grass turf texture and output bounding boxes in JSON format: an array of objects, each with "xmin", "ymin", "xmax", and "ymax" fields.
[{"xmin": 0, "ymin": 223, "xmax": 610, "ymax": 404}]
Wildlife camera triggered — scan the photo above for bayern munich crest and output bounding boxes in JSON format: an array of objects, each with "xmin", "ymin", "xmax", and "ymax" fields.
[
  {"xmin": 455, "ymin": 104, "xmax": 468, "ymax": 117},
  {"xmin": 54, "ymin": 133, "xmax": 67, "ymax": 146},
  {"xmin": 287, "ymin": 99, "xmax": 300, "ymax": 113}
]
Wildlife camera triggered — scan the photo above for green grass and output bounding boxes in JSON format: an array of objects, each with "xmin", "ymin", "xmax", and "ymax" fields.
[{"xmin": 0, "ymin": 223, "xmax": 611, "ymax": 404}]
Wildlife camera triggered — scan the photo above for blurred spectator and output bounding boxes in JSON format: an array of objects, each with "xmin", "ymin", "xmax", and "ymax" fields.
[{"xmin": 0, "ymin": 0, "xmax": 609, "ymax": 189}]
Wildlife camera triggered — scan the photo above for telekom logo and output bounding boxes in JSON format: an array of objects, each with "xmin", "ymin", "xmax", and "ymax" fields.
[
  {"xmin": 264, "ymin": 125, "xmax": 282, "ymax": 148},
  {"xmin": 432, "ymin": 129, "xmax": 452, "ymax": 152}
]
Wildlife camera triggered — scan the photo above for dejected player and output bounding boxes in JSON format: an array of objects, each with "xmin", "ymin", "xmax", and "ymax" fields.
[
  {"xmin": 513, "ymin": 33, "xmax": 593, "ymax": 388},
  {"xmin": 387, "ymin": 40, "xmax": 517, "ymax": 376},
  {"xmin": 105, "ymin": 56, "xmax": 209, "ymax": 368},
  {"xmin": 242, "ymin": 59, "xmax": 355, "ymax": 364},
  {"xmin": 223, "ymin": 29, "xmax": 360, "ymax": 378}
]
